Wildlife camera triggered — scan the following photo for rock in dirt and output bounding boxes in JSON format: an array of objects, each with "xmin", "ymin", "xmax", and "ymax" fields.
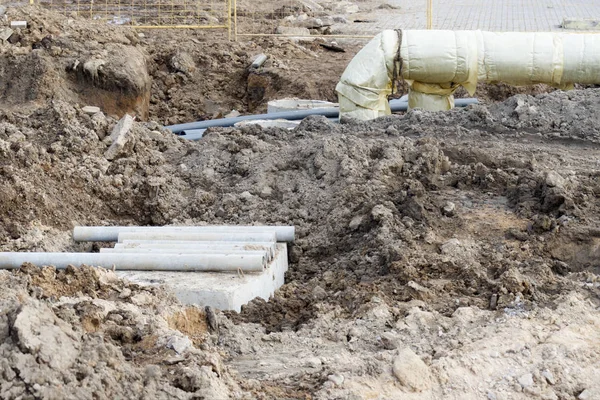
[
  {"xmin": 167, "ymin": 335, "xmax": 193, "ymax": 354},
  {"xmin": 104, "ymin": 114, "xmax": 134, "ymax": 160},
  {"xmin": 12, "ymin": 300, "xmax": 79, "ymax": 370},
  {"xmin": 0, "ymin": 28, "xmax": 13, "ymax": 42},
  {"xmin": 82, "ymin": 105, "xmax": 101, "ymax": 115},
  {"xmin": 542, "ymin": 370, "xmax": 556, "ymax": 385},
  {"xmin": 392, "ymin": 348, "xmax": 432, "ymax": 392},
  {"xmin": 328, "ymin": 374, "xmax": 344, "ymax": 386},
  {"xmin": 518, "ymin": 373, "xmax": 534, "ymax": 388},
  {"xmin": 348, "ymin": 215, "xmax": 364, "ymax": 230},
  {"xmin": 578, "ymin": 389, "xmax": 597, "ymax": 400},
  {"xmin": 545, "ymin": 171, "xmax": 566, "ymax": 188},
  {"xmin": 305, "ymin": 357, "xmax": 322, "ymax": 368},
  {"xmin": 380, "ymin": 331, "xmax": 401, "ymax": 350},
  {"xmin": 441, "ymin": 201, "xmax": 456, "ymax": 217},
  {"xmin": 170, "ymin": 51, "xmax": 196, "ymax": 75}
]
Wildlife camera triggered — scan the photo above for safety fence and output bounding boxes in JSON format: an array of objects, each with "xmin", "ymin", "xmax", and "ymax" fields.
[
  {"xmin": 35, "ymin": 0, "xmax": 232, "ymax": 34},
  {"xmin": 34, "ymin": 0, "xmax": 418, "ymax": 39}
]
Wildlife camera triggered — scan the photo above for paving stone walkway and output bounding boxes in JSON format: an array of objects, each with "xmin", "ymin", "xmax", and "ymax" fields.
[{"xmin": 345, "ymin": 0, "xmax": 600, "ymax": 36}]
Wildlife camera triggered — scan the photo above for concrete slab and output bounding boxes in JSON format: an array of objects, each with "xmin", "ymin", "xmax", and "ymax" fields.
[
  {"xmin": 116, "ymin": 243, "xmax": 288, "ymax": 312},
  {"xmin": 562, "ymin": 18, "xmax": 600, "ymax": 30}
]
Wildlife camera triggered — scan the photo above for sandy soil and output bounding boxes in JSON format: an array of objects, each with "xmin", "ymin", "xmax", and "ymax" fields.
[{"xmin": 0, "ymin": 3, "xmax": 599, "ymax": 400}]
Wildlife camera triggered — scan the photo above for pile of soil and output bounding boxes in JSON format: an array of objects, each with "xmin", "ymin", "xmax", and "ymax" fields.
[
  {"xmin": 0, "ymin": 265, "xmax": 240, "ymax": 399},
  {"xmin": 0, "ymin": 83, "xmax": 599, "ymax": 398},
  {"xmin": 0, "ymin": 5, "xmax": 355, "ymax": 125},
  {"xmin": 0, "ymin": 4, "xmax": 599, "ymax": 400}
]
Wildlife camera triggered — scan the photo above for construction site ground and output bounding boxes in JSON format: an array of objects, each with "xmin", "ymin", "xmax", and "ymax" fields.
[{"xmin": 0, "ymin": 2, "xmax": 599, "ymax": 400}]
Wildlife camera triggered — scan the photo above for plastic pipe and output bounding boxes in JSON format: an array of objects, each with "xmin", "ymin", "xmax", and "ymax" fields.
[
  {"xmin": 74, "ymin": 225, "xmax": 295, "ymax": 242},
  {"xmin": 168, "ymin": 98, "xmax": 477, "ymax": 134},
  {"xmin": 101, "ymin": 247, "xmax": 269, "ymax": 257},
  {"xmin": 117, "ymin": 240, "xmax": 277, "ymax": 259},
  {"xmin": 167, "ymin": 107, "xmax": 341, "ymax": 133},
  {"xmin": 117, "ymin": 231, "xmax": 277, "ymax": 243},
  {"xmin": 109, "ymin": 248, "xmax": 273, "ymax": 261},
  {"xmin": 178, "ymin": 117, "xmax": 341, "ymax": 139},
  {"xmin": 0, "ymin": 252, "xmax": 266, "ymax": 272}
]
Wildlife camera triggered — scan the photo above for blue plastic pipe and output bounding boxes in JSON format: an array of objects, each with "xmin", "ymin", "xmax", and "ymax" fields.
[{"xmin": 170, "ymin": 98, "xmax": 479, "ymax": 139}]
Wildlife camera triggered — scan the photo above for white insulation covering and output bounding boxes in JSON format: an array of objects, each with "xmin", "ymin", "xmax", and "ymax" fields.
[{"xmin": 336, "ymin": 29, "xmax": 600, "ymax": 118}]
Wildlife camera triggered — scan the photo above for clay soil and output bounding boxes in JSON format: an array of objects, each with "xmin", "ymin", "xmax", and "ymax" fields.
[{"xmin": 0, "ymin": 3, "xmax": 599, "ymax": 400}]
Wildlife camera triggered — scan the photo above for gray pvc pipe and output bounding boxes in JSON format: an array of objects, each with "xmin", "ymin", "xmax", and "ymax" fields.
[
  {"xmin": 117, "ymin": 240, "xmax": 277, "ymax": 259},
  {"xmin": 100, "ymin": 248, "xmax": 270, "ymax": 262},
  {"xmin": 179, "ymin": 117, "xmax": 340, "ymax": 138},
  {"xmin": 74, "ymin": 225, "xmax": 294, "ymax": 242},
  {"xmin": 167, "ymin": 98, "xmax": 478, "ymax": 134},
  {"xmin": 0, "ymin": 252, "xmax": 266, "ymax": 272},
  {"xmin": 101, "ymin": 247, "xmax": 268, "ymax": 256},
  {"xmin": 117, "ymin": 231, "xmax": 277, "ymax": 243}
]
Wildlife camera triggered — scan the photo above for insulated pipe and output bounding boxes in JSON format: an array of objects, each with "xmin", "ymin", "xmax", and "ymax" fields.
[
  {"xmin": 336, "ymin": 29, "xmax": 600, "ymax": 119},
  {"xmin": 117, "ymin": 240, "xmax": 277, "ymax": 259},
  {"xmin": 168, "ymin": 98, "xmax": 477, "ymax": 135},
  {"xmin": 74, "ymin": 225, "xmax": 295, "ymax": 243},
  {"xmin": 0, "ymin": 252, "xmax": 266, "ymax": 272},
  {"xmin": 117, "ymin": 231, "xmax": 277, "ymax": 243}
]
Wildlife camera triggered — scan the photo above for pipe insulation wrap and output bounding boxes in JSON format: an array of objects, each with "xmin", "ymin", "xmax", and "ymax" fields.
[
  {"xmin": 74, "ymin": 225, "xmax": 295, "ymax": 242},
  {"xmin": 0, "ymin": 252, "xmax": 266, "ymax": 272},
  {"xmin": 336, "ymin": 29, "xmax": 600, "ymax": 119}
]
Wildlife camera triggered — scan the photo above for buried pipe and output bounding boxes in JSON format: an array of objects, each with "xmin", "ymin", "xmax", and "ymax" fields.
[
  {"xmin": 0, "ymin": 252, "xmax": 266, "ymax": 272},
  {"xmin": 74, "ymin": 225, "xmax": 294, "ymax": 243},
  {"xmin": 117, "ymin": 231, "xmax": 277, "ymax": 243},
  {"xmin": 337, "ymin": 29, "xmax": 600, "ymax": 119},
  {"xmin": 167, "ymin": 107, "xmax": 341, "ymax": 133},
  {"xmin": 169, "ymin": 98, "xmax": 478, "ymax": 138}
]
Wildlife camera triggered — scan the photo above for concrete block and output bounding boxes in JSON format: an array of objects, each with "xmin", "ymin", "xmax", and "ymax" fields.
[
  {"xmin": 0, "ymin": 28, "xmax": 13, "ymax": 42},
  {"xmin": 562, "ymin": 18, "xmax": 600, "ymax": 30},
  {"xmin": 105, "ymin": 114, "xmax": 134, "ymax": 160},
  {"xmin": 117, "ymin": 244, "xmax": 288, "ymax": 312}
]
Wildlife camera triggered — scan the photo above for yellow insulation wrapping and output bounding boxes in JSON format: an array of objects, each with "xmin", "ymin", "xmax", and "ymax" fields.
[{"xmin": 337, "ymin": 29, "xmax": 600, "ymax": 119}]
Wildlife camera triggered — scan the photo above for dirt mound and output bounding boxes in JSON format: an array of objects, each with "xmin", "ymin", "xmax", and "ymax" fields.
[
  {"xmin": 0, "ymin": 100, "xmax": 193, "ymax": 247},
  {"xmin": 2, "ymin": 88, "xmax": 598, "ymax": 327},
  {"xmin": 0, "ymin": 265, "xmax": 238, "ymax": 399},
  {"xmin": 0, "ymin": 8, "xmax": 599, "ymax": 395},
  {"xmin": 0, "ymin": 6, "xmax": 356, "ymax": 125},
  {"xmin": 0, "ymin": 6, "xmax": 151, "ymax": 118}
]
